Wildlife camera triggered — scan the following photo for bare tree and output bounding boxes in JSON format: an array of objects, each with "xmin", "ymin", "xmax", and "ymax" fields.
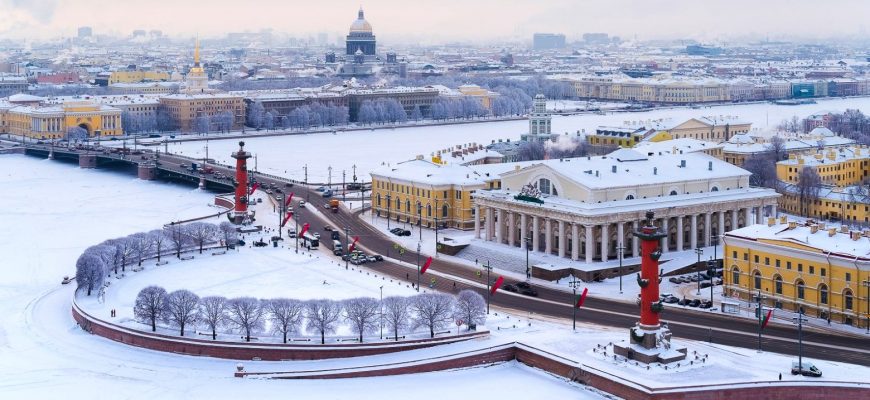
[
  {"xmin": 226, "ymin": 297, "xmax": 264, "ymax": 342},
  {"xmin": 453, "ymin": 290, "xmax": 487, "ymax": 330},
  {"xmin": 187, "ymin": 222, "xmax": 218, "ymax": 254},
  {"xmin": 410, "ymin": 293, "xmax": 455, "ymax": 338},
  {"xmin": 129, "ymin": 232, "xmax": 156, "ymax": 266},
  {"xmin": 109, "ymin": 237, "xmax": 136, "ymax": 273},
  {"xmin": 163, "ymin": 289, "xmax": 200, "ymax": 336},
  {"xmin": 743, "ymin": 153, "xmax": 777, "ymax": 189},
  {"xmin": 198, "ymin": 296, "xmax": 228, "ymax": 340},
  {"xmin": 85, "ymin": 244, "xmax": 115, "ymax": 275},
  {"xmin": 305, "ymin": 299, "xmax": 343, "ymax": 344},
  {"xmin": 796, "ymin": 166, "xmax": 822, "ymax": 217},
  {"xmin": 343, "ymin": 297, "xmax": 380, "ymax": 343},
  {"xmin": 100, "ymin": 239, "xmax": 123, "ymax": 275},
  {"xmin": 382, "ymin": 296, "xmax": 410, "ymax": 341},
  {"xmin": 218, "ymin": 221, "xmax": 238, "ymax": 250},
  {"xmin": 265, "ymin": 298, "xmax": 305, "ymax": 343},
  {"xmin": 133, "ymin": 286, "xmax": 168, "ymax": 332},
  {"xmin": 149, "ymin": 229, "xmax": 168, "ymax": 262},
  {"xmin": 516, "ymin": 140, "xmax": 546, "ymax": 161},
  {"xmin": 75, "ymin": 252, "xmax": 105, "ymax": 296},
  {"xmin": 767, "ymin": 135, "xmax": 788, "ymax": 162},
  {"xmin": 164, "ymin": 223, "xmax": 190, "ymax": 258}
]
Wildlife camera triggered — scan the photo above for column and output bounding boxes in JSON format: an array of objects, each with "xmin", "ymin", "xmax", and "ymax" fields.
[
  {"xmin": 545, "ymin": 218, "xmax": 553, "ymax": 255},
  {"xmin": 474, "ymin": 206, "xmax": 481, "ymax": 239},
  {"xmin": 661, "ymin": 218, "xmax": 669, "ymax": 253},
  {"xmin": 571, "ymin": 223, "xmax": 580, "ymax": 261},
  {"xmin": 520, "ymin": 214, "xmax": 528, "ymax": 250},
  {"xmin": 690, "ymin": 214, "xmax": 698, "ymax": 249},
  {"xmin": 495, "ymin": 209, "xmax": 503, "ymax": 244},
  {"xmin": 600, "ymin": 224, "xmax": 609, "ymax": 261},
  {"xmin": 558, "ymin": 220, "xmax": 566, "ymax": 258},
  {"xmin": 676, "ymin": 216, "xmax": 684, "ymax": 251},
  {"xmin": 532, "ymin": 216, "xmax": 540, "ymax": 252},
  {"xmin": 485, "ymin": 208, "xmax": 493, "ymax": 241},
  {"xmin": 718, "ymin": 211, "xmax": 726, "ymax": 238},
  {"xmin": 632, "ymin": 221, "xmax": 640, "ymax": 257},
  {"xmin": 731, "ymin": 209, "xmax": 738, "ymax": 231},
  {"xmin": 616, "ymin": 222, "xmax": 625, "ymax": 257},
  {"xmin": 704, "ymin": 213, "xmax": 712, "ymax": 247},
  {"xmin": 756, "ymin": 206, "xmax": 763, "ymax": 224},
  {"xmin": 508, "ymin": 212, "xmax": 516, "ymax": 247},
  {"xmin": 742, "ymin": 207, "xmax": 751, "ymax": 228},
  {"xmin": 585, "ymin": 225, "xmax": 594, "ymax": 264},
  {"xmin": 771, "ymin": 205, "xmax": 777, "ymax": 218}
]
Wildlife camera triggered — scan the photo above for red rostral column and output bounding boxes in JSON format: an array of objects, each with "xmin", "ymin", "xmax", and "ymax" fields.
[
  {"xmin": 231, "ymin": 141, "xmax": 251, "ymax": 224},
  {"xmin": 634, "ymin": 210, "xmax": 666, "ymax": 331}
]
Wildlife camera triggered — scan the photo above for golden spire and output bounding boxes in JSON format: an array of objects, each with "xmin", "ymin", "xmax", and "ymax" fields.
[{"xmin": 194, "ymin": 36, "xmax": 200, "ymax": 66}]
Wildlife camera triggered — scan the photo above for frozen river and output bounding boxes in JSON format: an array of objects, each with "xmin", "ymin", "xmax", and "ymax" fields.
[{"xmin": 169, "ymin": 96, "xmax": 870, "ymax": 182}]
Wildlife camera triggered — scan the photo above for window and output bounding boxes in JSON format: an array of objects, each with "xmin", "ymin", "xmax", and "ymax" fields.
[
  {"xmin": 809, "ymin": 266, "xmax": 815, "ymax": 274},
  {"xmin": 754, "ymin": 255, "xmax": 759, "ymax": 263},
  {"xmin": 775, "ymin": 260, "xmax": 780, "ymax": 268},
  {"xmin": 845, "ymin": 290, "xmax": 854, "ymax": 310},
  {"xmin": 731, "ymin": 267, "xmax": 740, "ymax": 285},
  {"xmin": 455, "ymin": 191, "xmax": 462, "ymax": 200},
  {"xmin": 764, "ymin": 257, "xmax": 770, "ymax": 266},
  {"xmin": 626, "ymin": 195, "xmax": 635, "ymax": 200},
  {"xmin": 538, "ymin": 178, "xmax": 552, "ymax": 195},
  {"xmin": 732, "ymin": 251, "xmax": 737, "ymax": 259},
  {"xmin": 798, "ymin": 263, "xmax": 803, "ymax": 272},
  {"xmin": 786, "ymin": 261, "xmax": 792, "ymax": 270},
  {"xmin": 670, "ymin": 190, "xmax": 678, "ymax": 196},
  {"xmin": 441, "ymin": 204, "xmax": 448, "ymax": 218},
  {"xmin": 754, "ymin": 271, "xmax": 762, "ymax": 290},
  {"xmin": 821, "ymin": 268, "xmax": 826, "ymax": 277},
  {"xmin": 711, "ymin": 186, "xmax": 719, "ymax": 192},
  {"xmin": 774, "ymin": 276, "xmax": 783, "ymax": 294},
  {"xmin": 846, "ymin": 272, "xmax": 851, "ymax": 282},
  {"xmin": 797, "ymin": 280, "xmax": 805, "ymax": 300},
  {"xmin": 819, "ymin": 284, "xmax": 828, "ymax": 305}
]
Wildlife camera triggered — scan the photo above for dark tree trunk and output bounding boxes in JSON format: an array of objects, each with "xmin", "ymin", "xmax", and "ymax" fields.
[
  {"xmin": 321, "ymin": 331, "xmax": 325, "ymax": 344},
  {"xmin": 151, "ymin": 317, "xmax": 157, "ymax": 332},
  {"xmin": 283, "ymin": 332, "xmax": 287, "ymax": 344},
  {"xmin": 430, "ymin": 325, "xmax": 434, "ymax": 338},
  {"xmin": 394, "ymin": 327, "xmax": 398, "ymax": 341},
  {"xmin": 180, "ymin": 323, "xmax": 185, "ymax": 336},
  {"xmin": 212, "ymin": 328, "xmax": 216, "ymax": 340}
]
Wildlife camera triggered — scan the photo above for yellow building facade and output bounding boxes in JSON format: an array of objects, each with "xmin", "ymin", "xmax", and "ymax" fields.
[
  {"xmin": 108, "ymin": 71, "xmax": 170, "ymax": 84},
  {"xmin": 0, "ymin": 101, "xmax": 122, "ymax": 139},
  {"xmin": 724, "ymin": 218, "xmax": 870, "ymax": 328}
]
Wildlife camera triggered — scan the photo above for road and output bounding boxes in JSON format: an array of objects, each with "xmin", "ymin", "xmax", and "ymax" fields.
[{"xmin": 21, "ymin": 144, "xmax": 870, "ymax": 366}]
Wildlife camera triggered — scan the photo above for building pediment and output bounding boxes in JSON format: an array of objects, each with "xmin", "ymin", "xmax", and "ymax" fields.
[{"xmin": 670, "ymin": 118, "xmax": 712, "ymax": 130}]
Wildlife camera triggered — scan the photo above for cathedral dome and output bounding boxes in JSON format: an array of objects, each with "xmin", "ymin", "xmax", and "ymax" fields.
[{"xmin": 349, "ymin": 8, "xmax": 372, "ymax": 33}]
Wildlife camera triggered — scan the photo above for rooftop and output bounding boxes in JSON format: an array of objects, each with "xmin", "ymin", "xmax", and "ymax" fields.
[{"xmin": 727, "ymin": 220, "xmax": 870, "ymax": 260}]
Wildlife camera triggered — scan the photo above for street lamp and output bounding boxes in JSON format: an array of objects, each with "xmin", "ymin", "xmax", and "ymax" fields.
[
  {"xmin": 294, "ymin": 206, "xmax": 301, "ymax": 253},
  {"xmin": 416, "ymin": 242, "xmax": 422, "ymax": 292},
  {"xmin": 417, "ymin": 202, "xmax": 423, "ymax": 242},
  {"xmin": 708, "ymin": 257, "xmax": 715, "ymax": 306},
  {"xmin": 863, "ymin": 280, "xmax": 870, "ymax": 334},
  {"xmin": 484, "ymin": 260, "xmax": 493, "ymax": 314},
  {"xmin": 379, "ymin": 285, "xmax": 384, "ymax": 340},
  {"xmin": 695, "ymin": 248, "xmax": 704, "ymax": 295},
  {"xmin": 755, "ymin": 290, "xmax": 765, "ymax": 353},
  {"xmin": 276, "ymin": 195, "xmax": 285, "ymax": 239},
  {"xmin": 344, "ymin": 227, "xmax": 351, "ymax": 270},
  {"xmin": 794, "ymin": 307, "xmax": 807, "ymax": 374},
  {"xmin": 342, "ymin": 170, "xmax": 346, "ymax": 203},
  {"xmin": 569, "ymin": 276, "xmax": 581, "ymax": 331},
  {"xmin": 617, "ymin": 242, "xmax": 626, "ymax": 294},
  {"xmin": 525, "ymin": 236, "xmax": 532, "ymax": 280},
  {"xmin": 386, "ymin": 194, "xmax": 392, "ymax": 230}
]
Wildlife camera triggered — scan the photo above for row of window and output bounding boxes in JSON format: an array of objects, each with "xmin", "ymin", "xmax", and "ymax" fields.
[
  {"xmin": 734, "ymin": 251, "xmax": 835, "ymax": 277},
  {"xmin": 734, "ymin": 268, "xmax": 855, "ymax": 309}
]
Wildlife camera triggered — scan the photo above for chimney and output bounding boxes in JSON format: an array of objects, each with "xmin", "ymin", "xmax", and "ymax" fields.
[
  {"xmin": 788, "ymin": 221, "xmax": 797, "ymax": 229},
  {"xmin": 851, "ymin": 230, "xmax": 861, "ymax": 241},
  {"xmin": 840, "ymin": 224, "xmax": 849, "ymax": 233},
  {"xmin": 818, "ymin": 222, "xmax": 826, "ymax": 230},
  {"xmin": 779, "ymin": 216, "xmax": 787, "ymax": 224},
  {"xmin": 612, "ymin": 165, "xmax": 617, "ymax": 173},
  {"xmin": 863, "ymin": 229, "xmax": 870, "ymax": 238},
  {"xmin": 415, "ymin": 154, "xmax": 424, "ymax": 160},
  {"xmin": 767, "ymin": 217, "xmax": 775, "ymax": 227},
  {"xmin": 810, "ymin": 224, "xmax": 818, "ymax": 234},
  {"xmin": 680, "ymin": 159, "xmax": 686, "ymax": 168},
  {"xmin": 653, "ymin": 167, "xmax": 657, "ymax": 175},
  {"xmin": 828, "ymin": 227, "xmax": 837, "ymax": 237},
  {"xmin": 708, "ymin": 161, "xmax": 713, "ymax": 171}
]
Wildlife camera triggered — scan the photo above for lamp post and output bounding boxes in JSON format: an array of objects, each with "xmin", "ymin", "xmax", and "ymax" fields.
[
  {"xmin": 695, "ymin": 248, "xmax": 704, "ymax": 295},
  {"xmin": 864, "ymin": 280, "xmax": 870, "ymax": 334},
  {"xmin": 617, "ymin": 242, "xmax": 626, "ymax": 294},
  {"xmin": 755, "ymin": 290, "xmax": 765, "ymax": 353},
  {"xmin": 303, "ymin": 164, "xmax": 309, "ymax": 203},
  {"xmin": 417, "ymin": 203, "xmax": 423, "ymax": 242},
  {"xmin": 712, "ymin": 234, "xmax": 719, "ymax": 269},
  {"xmin": 416, "ymin": 242, "xmax": 422, "ymax": 292},
  {"xmin": 276, "ymin": 195, "xmax": 285, "ymax": 239},
  {"xmin": 708, "ymin": 257, "xmax": 715, "ymax": 306},
  {"xmin": 569, "ymin": 276, "xmax": 580, "ymax": 331},
  {"xmin": 344, "ymin": 227, "xmax": 350, "ymax": 269},
  {"xmin": 342, "ymin": 170, "xmax": 346, "ymax": 203},
  {"xmin": 294, "ymin": 207, "xmax": 300, "ymax": 253},
  {"xmin": 386, "ymin": 194, "xmax": 391, "ymax": 230},
  {"xmin": 379, "ymin": 285, "xmax": 384, "ymax": 340},
  {"xmin": 484, "ymin": 260, "xmax": 493, "ymax": 314},
  {"xmin": 794, "ymin": 307, "xmax": 807, "ymax": 374},
  {"xmin": 525, "ymin": 236, "xmax": 532, "ymax": 280}
]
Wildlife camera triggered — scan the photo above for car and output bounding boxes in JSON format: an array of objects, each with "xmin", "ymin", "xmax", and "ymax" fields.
[
  {"xmin": 299, "ymin": 201, "xmax": 306, "ymax": 207},
  {"xmin": 669, "ymin": 277, "xmax": 681, "ymax": 284},
  {"xmin": 678, "ymin": 298, "xmax": 690, "ymax": 306},
  {"xmin": 324, "ymin": 226, "xmax": 333, "ymax": 231},
  {"xmin": 699, "ymin": 300, "xmax": 713, "ymax": 309},
  {"xmin": 342, "ymin": 254, "xmax": 352, "ymax": 261},
  {"xmin": 663, "ymin": 296, "xmax": 679, "ymax": 304},
  {"xmin": 689, "ymin": 275, "xmax": 700, "ymax": 282},
  {"xmin": 401, "ymin": 229, "xmax": 411, "ymax": 236},
  {"xmin": 700, "ymin": 281, "xmax": 713, "ymax": 289},
  {"xmin": 253, "ymin": 240, "xmax": 268, "ymax": 247},
  {"xmin": 660, "ymin": 293, "xmax": 673, "ymax": 299},
  {"xmin": 333, "ymin": 248, "xmax": 343, "ymax": 256},
  {"xmin": 313, "ymin": 233, "xmax": 321, "ymax": 239},
  {"xmin": 266, "ymin": 189, "xmax": 273, "ymax": 195},
  {"xmin": 503, "ymin": 284, "xmax": 519, "ymax": 293},
  {"xmin": 322, "ymin": 190, "xmax": 333, "ymax": 198},
  {"xmin": 366, "ymin": 255, "xmax": 379, "ymax": 263},
  {"xmin": 520, "ymin": 288, "xmax": 538, "ymax": 297},
  {"xmin": 61, "ymin": 276, "xmax": 74, "ymax": 285},
  {"xmin": 271, "ymin": 236, "xmax": 283, "ymax": 241},
  {"xmin": 370, "ymin": 254, "xmax": 383, "ymax": 261},
  {"xmin": 678, "ymin": 276, "xmax": 691, "ymax": 284},
  {"xmin": 287, "ymin": 231, "xmax": 297, "ymax": 238},
  {"xmin": 791, "ymin": 362, "xmax": 822, "ymax": 377},
  {"xmin": 516, "ymin": 281, "xmax": 531, "ymax": 290},
  {"xmin": 331, "ymin": 231, "xmax": 340, "ymax": 241},
  {"xmin": 315, "ymin": 186, "xmax": 326, "ymax": 192},
  {"xmin": 390, "ymin": 227, "xmax": 403, "ymax": 235},
  {"xmin": 688, "ymin": 299, "xmax": 701, "ymax": 307}
]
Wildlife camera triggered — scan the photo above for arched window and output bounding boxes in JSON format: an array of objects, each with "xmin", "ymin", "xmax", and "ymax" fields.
[
  {"xmin": 711, "ymin": 186, "xmax": 719, "ymax": 192},
  {"xmin": 669, "ymin": 190, "xmax": 678, "ymax": 196},
  {"xmin": 442, "ymin": 204, "xmax": 448, "ymax": 218},
  {"xmin": 538, "ymin": 178, "xmax": 555, "ymax": 195},
  {"xmin": 845, "ymin": 289, "xmax": 854, "ymax": 310},
  {"xmin": 405, "ymin": 200, "xmax": 411, "ymax": 212},
  {"xmin": 753, "ymin": 271, "xmax": 762, "ymax": 290},
  {"xmin": 731, "ymin": 267, "xmax": 740, "ymax": 285},
  {"xmin": 796, "ymin": 280, "xmax": 805, "ymax": 300},
  {"xmin": 395, "ymin": 197, "xmax": 400, "ymax": 210},
  {"xmin": 626, "ymin": 194, "xmax": 635, "ymax": 200},
  {"xmin": 427, "ymin": 204, "xmax": 432, "ymax": 217},
  {"xmin": 819, "ymin": 284, "xmax": 828, "ymax": 305},
  {"xmin": 774, "ymin": 275, "xmax": 783, "ymax": 294},
  {"xmin": 376, "ymin": 194, "xmax": 381, "ymax": 206}
]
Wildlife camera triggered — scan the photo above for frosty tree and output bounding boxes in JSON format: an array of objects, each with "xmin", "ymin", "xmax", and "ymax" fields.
[
  {"xmin": 381, "ymin": 296, "xmax": 410, "ymax": 341},
  {"xmin": 149, "ymin": 229, "xmax": 169, "ymax": 262},
  {"xmin": 198, "ymin": 296, "xmax": 228, "ymax": 340},
  {"xmin": 163, "ymin": 289, "xmax": 200, "ymax": 336},
  {"xmin": 343, "ymin": 297, "xmax": 380, "ymax": 343},
  {"xmin": 129, "ymin": 232, "xmax": 156, "ymax": 267},
  {"xmin": 133, "ymin": 286, "xmax": 168, "ymax": 332},
  {"xmin": 410, "ymin": 293, "xmax": 455, "ymax": 338},
  {"xmin": 109, "ymin": 237, "xmax": 136, "ymax": 273},
  {"xmin": 453, "ymin": 290, "xmax": 486, "ymax": 330},
  {"xmin": 75, "ymin": 252, "xmax": 105, "ymax": 296},
  {"xmin": 264, "ymin": 298, "xmax": 305, "ymax": 343},
  {"xmin": 187, "ymin": 222, "xmax": 218, "ymax": 254},
  {"xmin": 218, "ymin": 222, "xmax": 238, "ymax": 250},
  {"xmin": 226, "ymin": 297, "xmax": 264, "ymax": 342},
  {"xmin": 305, "ymin": 299, "xmax": 343, "ymax": 344},
  {"xmin": 164, "ymin": 223, "xmax": 190, "ymax": 258},
  {"xmin": 99, "ymin": 239, "xmax": 123, "ymax": 274}
]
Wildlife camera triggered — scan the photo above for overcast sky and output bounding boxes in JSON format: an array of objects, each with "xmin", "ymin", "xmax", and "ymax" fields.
[{"xmin": 1, "ymin": 0, "xmax": 868, "ymax": 43}]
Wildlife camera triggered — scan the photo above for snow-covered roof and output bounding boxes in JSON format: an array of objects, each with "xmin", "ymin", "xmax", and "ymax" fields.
[
  {"xmin": 633, "ymin": 138, "xmax": 722, "ymax": 155},
  {"xmin": 809, "ymin": 126, "xmax": 835, "ymax": 137},
  {"xmin": 7, "ymin": 93, "xmax": 45, "ymax": 103},
  {"xmin": 727, "ymin": 221, "xmax": 870, "ymax": 259}
]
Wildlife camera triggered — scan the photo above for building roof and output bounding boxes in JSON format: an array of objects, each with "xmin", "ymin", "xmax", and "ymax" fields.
[
  {"xmin": 349, "ymin": 8, "xmax": 373, "ymax": 33},
  {"xmin": 727, "ymin": 221, "xmax": 870, "ymax": 259},
  {"xmin": 633, "ymin": 138, "xmax": 722, "ymax": 155}
]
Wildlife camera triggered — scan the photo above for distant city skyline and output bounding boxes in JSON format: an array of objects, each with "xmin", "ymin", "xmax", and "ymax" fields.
[{"xmin": 1, "ymin": 0, "xmax": 869, "ymax": 44}]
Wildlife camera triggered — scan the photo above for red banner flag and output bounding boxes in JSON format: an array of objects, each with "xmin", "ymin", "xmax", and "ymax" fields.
[
  {"xmin": 284, "ymin": 192, "xmax": 294, "ymax": 207},
  {"xmin": 348, "ymin": 236, "xmax": 360, "ymax": 252},
  {"xmin": 576, "ymin": 287, "xmax": 589, "ymax": 308},
  {"xmin": 761, "ymin": 309, "xmax": 773, "ymax": 329},
  {"xmin": 248, "ymin": 182, "xmax": 260, "ymax": 196},
  {"xmin": 490, "ymin": 276, "xmax": 504, "ymax": 295},
  {"xmin": 281, "ymin": 211, "xmax": 293, "ymax": 227},
  {"xmin": 420, "ymin": 256, "xmax": 433, "ymax": 275},
  {"xmin": 299, "ymin": 223, "xmax": 310, "ymax": 237}
]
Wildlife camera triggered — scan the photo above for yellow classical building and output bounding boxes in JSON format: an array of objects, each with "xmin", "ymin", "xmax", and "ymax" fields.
[
  {"xmin": 0, "ymin": 100, "xmax": 122, "ymax": 139},
  {"xmin": 108, "ymin": 70, "xmax": 170, "ymax": 84},
  {"xmin": 724, "ymin": 217, "xmax": 870, "ymax": 328},
  {"xmin": 586, "ymin": 125, "xmax": 671, "ymax": 148}
]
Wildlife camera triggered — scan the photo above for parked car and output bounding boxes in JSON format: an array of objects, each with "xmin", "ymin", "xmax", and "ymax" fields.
[
  {"xmin": 324, "ymin": 226, "xmax": 334, "ymax": 231},
  {"xmin": 791, "ymin": 362, "xmax": 822, "ymax": 377},
  {"xmin": 700, "ymin": 281, "xmax": 713, "ymax": 289},
  {"xmin": 315, "ymin": 186, "xmax": 326, "ymax": 192},
  {"xmin": 678, "ymin": 298, "xmax": 690, "ymax": 306},
  {"xmin": 669, "ymin": 277, "xmax": 681, "ymax": 284},
  {"xmin": 688, "ymin": 299, "xmax": 701, "ymax": 307},
  {"xmin": 366, "ymin": 255, "xmax": 379, "ymax": 263},
  {"xmin": 516, "ymin": 282, "xmax": 532, "ymax": 290},
  {"xmin": 253, "ymin": 240, "xmax": 268, "ymax": 247},
  {"xmin": 699, "ymin": 300, "xmax": 713, "ymax": 309},
  {"xmin": 331, "ymin": 231, "xmax": 340, "ymax": 241},
  {"xmin": 369, "ymin": 254, "xmax": 383, "ymax": 261},
  {"xmin": 503, "ymin": 284, "xmax": 519, "ymax": 293},
  {"xmin": 401, "ymin": 229, "xmax": 411, "ymax": 236},
  {"xmin": 663, "ymin": 296, "xmax": 679, "ymax": 304},
  {"xmin": 333, "ymin": 248, "xmax": 343, "ymax": 256},
  {"xmin": 678, "ymin": 276, "xmax": 691, "ymax": 284},
  {"xmin": 313, "ymin": 233, "xmax": 321, "ymax": 239},
  {"xmin": 299, "ymin": 201, "xmax": 306, "ymax": 208},
  {"xmin": 520, "ymin": 288, "xmax": 538, "ymax": 297}
]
